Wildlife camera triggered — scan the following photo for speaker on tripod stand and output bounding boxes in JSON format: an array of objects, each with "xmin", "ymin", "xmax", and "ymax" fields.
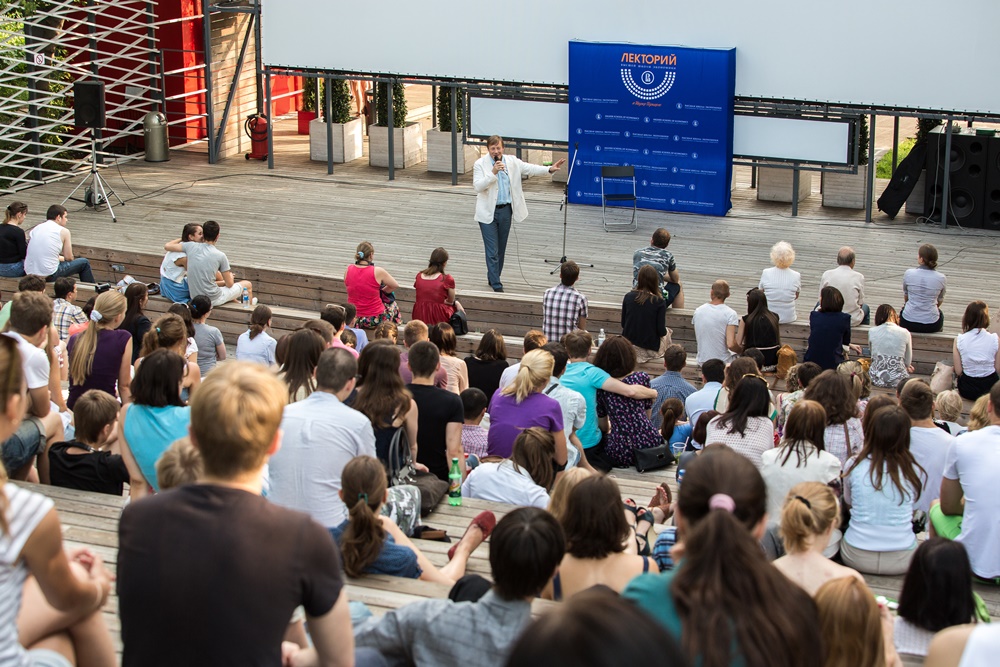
[{"xmin": 63, "ymin": 79, "xmax": 123, "ymax": 222}]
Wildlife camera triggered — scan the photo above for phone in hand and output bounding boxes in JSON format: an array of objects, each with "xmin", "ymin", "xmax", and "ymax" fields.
[{"xmin": 861, "ymin": 346, "xmax": 870, "ymax": 356}]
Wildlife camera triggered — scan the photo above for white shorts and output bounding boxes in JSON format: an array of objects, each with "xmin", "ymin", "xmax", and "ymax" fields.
[{"xmin": 211, "ymin": 283, "xmax": 245, "ymax": 307}]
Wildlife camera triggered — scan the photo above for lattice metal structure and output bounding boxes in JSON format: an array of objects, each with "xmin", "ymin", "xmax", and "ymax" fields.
[{"xmin": 0, "ymin": 0, "xmax": 163, "ymax": 194}]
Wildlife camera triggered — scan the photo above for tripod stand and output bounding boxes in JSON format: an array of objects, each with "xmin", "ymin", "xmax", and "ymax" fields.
[
  {"xmin": 544, "ymin": 143, "xmax": 593, "ymax": 274},
  {"xmin": 62, "ymin": 130, "xmax": 123, "ymax": 223}
]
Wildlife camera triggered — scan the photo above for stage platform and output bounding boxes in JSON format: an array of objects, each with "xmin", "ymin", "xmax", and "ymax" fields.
[{"xmin": 13, "ymin": 115, "xmax": 1000, "ymax": 334}]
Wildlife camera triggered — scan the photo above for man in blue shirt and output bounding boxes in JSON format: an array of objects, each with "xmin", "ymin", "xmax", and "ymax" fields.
[
  {"xmin": 651, "ymin": 344, "xmax": 697, "ymax": 429},
  {"xmin": 684, "ymin": 358, "xmax": 726, "ymax": 439}
]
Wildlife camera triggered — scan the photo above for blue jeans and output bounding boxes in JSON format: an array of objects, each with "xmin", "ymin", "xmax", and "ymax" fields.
[
  {"xmin": 0, "ymin": 261, "xmax": 24, "ymax": 277},
  {"xmin": 49, "ymin": 258, "xmax": 95, "ymax": 283},
  {"xmin": 479, "ymin": 204, "xmax": 512, "ymax": 289},
  {"xmin": 860, "ymin": 303, "xmax": 870, "ymax": 325}
]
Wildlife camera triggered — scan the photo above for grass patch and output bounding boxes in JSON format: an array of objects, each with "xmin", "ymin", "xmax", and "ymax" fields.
[{"xmin": 876, "ymin": 138, "xmax": 916, "ymax": 178}]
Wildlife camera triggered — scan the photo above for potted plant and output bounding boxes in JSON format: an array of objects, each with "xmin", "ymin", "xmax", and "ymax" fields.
[
  {"xmin": 426, "ymin": 86, "xmax": 479, "ymax": 173},
  {"xmin": 368, "ymin": 81, "xmax": 423, "ymax": 169},
  {"xmin": 309, "ymin": 79, "xmax": 363, "ymax": 163},
  {"xmin": 298, "ymin": 78, "xmax": 319, "ymax": 135}
]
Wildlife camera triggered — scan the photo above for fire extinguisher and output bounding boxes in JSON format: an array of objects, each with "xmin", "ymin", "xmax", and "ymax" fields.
[{"xmin": 244, "ymin": 113, "xmax": 268, "ymax": 161}]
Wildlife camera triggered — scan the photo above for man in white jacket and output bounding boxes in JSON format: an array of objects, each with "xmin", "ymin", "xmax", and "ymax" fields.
[{"xmin": 473, "ymin": 135, "xmax": 565, "ymax": 293}]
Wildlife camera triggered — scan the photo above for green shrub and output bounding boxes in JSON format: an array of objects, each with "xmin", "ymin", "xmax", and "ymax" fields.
[
  {"xmin": 373, "ymin": 81, "xmax": 406, "ymax": 127},
  {"xmin": 436, "ymin": 86, "xmax": 464, "ymax": 133},
  {"xmin": 875, "ymin": 138, "xmax": 916, "ymax": 178}
]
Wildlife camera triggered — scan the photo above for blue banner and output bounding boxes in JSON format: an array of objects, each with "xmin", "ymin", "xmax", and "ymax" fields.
[{"xmin": 568, "ymin": 41, "xmax": 736, "ymax": 216}]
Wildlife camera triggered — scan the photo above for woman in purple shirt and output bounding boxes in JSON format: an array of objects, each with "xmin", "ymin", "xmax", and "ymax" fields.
[
  {"xmin": 68, "ymin": 290, "xmax": 133, "ymax": 408},
  {"xmin": 487, "ymin": 349, "xmax": 568, "ymax": 467}
]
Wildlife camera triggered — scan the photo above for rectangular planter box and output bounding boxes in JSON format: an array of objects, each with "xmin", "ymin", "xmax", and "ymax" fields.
[
  {"xmin": 297, "ymin": 110, "xmax": 316, "ymax": 135},
  {"xmin": 309, "ymin": 117, "xmax": 364, "ymax": 163},
  {"xmin": 426, "ymin": 128, "xmax": 480, "ymax": 173},
  {"xmin": 821, "ymin": 165, "xmax": 869, "ymax": 209},
  {"xmin": 757, "ymin": 166, "xmax": 812, "ymax": 203},
  {"xmin": 905, "ymin": 170, "xmax": 926, "ymax": 215},
  {"xmin": 368, "ymin": 122, "xmax": 424, "ymax": 169}
]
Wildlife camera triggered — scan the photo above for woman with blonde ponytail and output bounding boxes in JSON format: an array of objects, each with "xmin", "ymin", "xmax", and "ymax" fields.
[
  {"xmin": 332, "ymin": 456, "xmax": 493, "ymax": 584},
  {"xmin": 623, "ymin": 446, "xmax": 821, "ymax": 667},
  {"xmin": 486, "ymin": 349, "xmax": 568, "ymax": 468},
  {"xmin": 67, "ymin": 290, "xmax": 131, "ymax": 409},
  {"xmin": 135, "ymin": 313, "xmax": 201, "ymax": 398},
  {"xmin": 773, "ymin": 482, "xmax": 863, "ymax": 595},
  {"xmin": 0, "ymin": 334, "xmax": 117, "ymax": 666}
]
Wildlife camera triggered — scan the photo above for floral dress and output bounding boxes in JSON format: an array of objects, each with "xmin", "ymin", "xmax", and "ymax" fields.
[{"xmin": 596, "ymin": 371, "xmax": 660, "ymax": 468}]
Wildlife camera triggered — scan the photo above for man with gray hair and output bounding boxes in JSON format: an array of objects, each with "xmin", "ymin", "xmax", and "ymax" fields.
[
  {"xmin": 269, "ymin": 348, "xmax": 375, "ymax": 527},
  {"xmin": 820, "ymin": 246, "xmax": 868, "ymax": 325}
]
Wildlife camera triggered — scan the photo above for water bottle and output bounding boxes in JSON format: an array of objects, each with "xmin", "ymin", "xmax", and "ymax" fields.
[
  {"xmin": 676, "ymin": 466, "xmax": 685, "ymax": 488},
  {"xmin": 597, "ymin": 328, "xmax": 606, "ymax": 347},
  {"xmin": 242, "ymin": 288, "xmax": 249, "ymax": 309},
  {"xmin": 448, "ymin": 457, "xmax": 462, "ymax": 506}
]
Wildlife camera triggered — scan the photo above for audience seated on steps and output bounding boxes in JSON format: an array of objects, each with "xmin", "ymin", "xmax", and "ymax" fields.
[
  {"xmin": 2, "ymin": 290, "xmax": 65, "ymax": 483},
  {"xmin": 164, "ymin": 219, "xmax": 253, "ymax": 308},
  {"xmin": 51, "ymin": 277, "xmax": 87, "ymax": 342},
  {"xmin": 819, "ymin": 246, "xmax": 869, "ymax": 326},
  {"xmin": 236, "ymin": 304, "xmax": 277, "ymax": 365},
  {"xmin": 899, "ymin": 379, "xmax": 952, "ymax": 514},
  {"xmin": 542, "ymin": 261, "xmax": 588, "ymax": 343},
  {"xmin": 319, "ymin": 304, "xmax": 360, "ymax": 360},
  {"xmin": 460, "ymin": 387, "xmax": 489, "ymax": 460},
  {"xmin": 540, "ymin": 342, "xmax": 589, "ymax": 471},
  {"xmin": 758, "ymin": 240, "xmax": 801, "ymax": 324},
  {"xmin": 632, "ymin": 227, "xmax": 685, "ymax": 309},
  {"xmin": 0, "ymin": 333, "xmax": 116, "ymax": 667},
  {"xmin": 650, "ymin": 344, "xmax": 696, "ymax": 430},
  {"xmin": 24, "ymin": 204, "xmax": 96, "ymax": 284},
  {"xmin": 136, "ymin": 313, "xmax": 201, "ymax": 399},
  {"xmin": 347, "ymin": 507, "xmax": 564, "ymax": 667},
  {"xmin": 117, "ymin": 361, "xmax": 384, "ymax": 667},
  {"xmin": 398, "ymin": 320, "xmax": 447, "ymax": 388},
  {"xmin": 190, "ymin": 294, "xmax": 225, "ymax": 376},
  {"xmin": 158, "ymin": 222, "xmax": 201, "ymax": 304},
  {"xmin": 430, "ymin": 322, "xmax": 469, "ymax": 394},
  {"xmin": 47, "ymin": 389, "xmax": 128, "ymax": 496},
  {"xmin": 498, "ymin": 330, "xmax": 546, "ymax": 391},
  {"xmin": 463, "ymin": 427, "xmax": 555, "ymax": 509},
  {"xmin": 406, "ymin": 341, "xmax": 466, "ymax": 482},
  {"xmin": 692, "ymin": 279, "xmax": 739, "ymax": 365},
  {"xmin": 269, "ymin": 348, "xmax": 374, "ymax": 528}
]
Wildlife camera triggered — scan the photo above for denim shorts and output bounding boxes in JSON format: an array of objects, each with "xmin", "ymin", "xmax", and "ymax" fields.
[{"xmin": 1, "ymin": 417, "xmax": 44, "ymax": 474}]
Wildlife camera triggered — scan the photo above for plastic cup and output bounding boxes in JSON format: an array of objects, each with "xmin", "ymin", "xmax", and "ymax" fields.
[{"xmin": 670, "ymin": 443, "xmax": 685, "ymax": 459}]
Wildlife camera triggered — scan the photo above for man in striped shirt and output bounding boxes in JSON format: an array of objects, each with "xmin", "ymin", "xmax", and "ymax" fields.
[
  {"xmin": 542, "ymin": 261, "xmax": 588, "ymax": 342},
  {"xmin": 633, "ymin": 227, "xmax": 685, "ymax": 308}
]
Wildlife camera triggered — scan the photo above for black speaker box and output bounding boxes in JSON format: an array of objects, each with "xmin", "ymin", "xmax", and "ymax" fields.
[
  {"xmin": 924, "ymin": 127, "xmax": 987, "ymax": 228},
  {"xmin": 984, "ymin": 135, "xmax": 1000, "ymax": 231},
  {"xmin": 73, "ymin": 80, "xmax": 105, "ymax": 129}
]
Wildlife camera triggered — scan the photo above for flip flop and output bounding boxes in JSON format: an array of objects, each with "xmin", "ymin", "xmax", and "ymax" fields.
[
  {"xmin": 634, "ymin": 507, "xmax": 653, "ymax": 556},
  {"xmin": 447, "ymin": 510, "xmax": 496, "ymax": 560}
]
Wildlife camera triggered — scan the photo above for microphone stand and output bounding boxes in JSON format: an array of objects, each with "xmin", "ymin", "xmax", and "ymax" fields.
[{"xmin": 544, "ymin": 143, "xmax": 593, "ymax": 274}]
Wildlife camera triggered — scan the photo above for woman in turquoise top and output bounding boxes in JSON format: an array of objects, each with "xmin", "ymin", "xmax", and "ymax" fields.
[
  {"xmin": 621, "ymin": 446, "xmax": 821, "ymax": 667},
  {"xmin": 119, "ymin": 349, "xmax": 192, "ymax": 500}
]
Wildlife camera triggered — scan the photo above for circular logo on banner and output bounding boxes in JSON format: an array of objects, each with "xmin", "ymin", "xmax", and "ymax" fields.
[
  {"xmin": 576, "ymin": 191, "xmax": 582, "ymax": 197},
  {"xmin": 574, "ymin": 96, "xmax": 580, "ymax": 102},
  {"xmin": 673, "ymin": 135, "xmax": 679, "ymax": 142},
  {"xmin": 621, "ymin": 54, "xmax": 677, "ymax": 100},
  {"xmin": 643, "ymin": 149, "xmax": 649, "ymax": 155},
  {"xmin": 642, "ymin": 180, "xmax": 648, "ymax": 186},
  {"xmin": 575, "ymin": 159, "xmax": 582, "ymax": 166},
  {"xmin": 595, "ymin": 114, "xmax": 602, "ymax": 120},
  {"xmin": 676, "ymin": 103, "xmax": 683, "ymax": 109},
  {"xmin": 624, "ymin": 131, "xmax": 630, "ymax": 138},
  {"xmin": 594, "ymin": 177, "xmax": 600, "ymax": 183},
  {"xmin": 595, "ymin": 146, "xmax": 602, "ymax": 152},
  {"xmin": 692, "ymin": 152, "xmax": 698, "ymax": 159},
  {"xmin": 693, "ymin": 120, "xmax": 699, "ymax": 128},
  {"xmin": 689, "ymin": 184, "xmax": 696, "ymax": 190},
  {"xmin": 672, "ymin": 167, "xmax": 678, "ymax": 173},
  {"xmin": 670, "ymin": 198, "xmax": 677, "ymax": 205},
  {"xmin": 577, "ymin": 128, "xmax": 583, "ymax": 134}
]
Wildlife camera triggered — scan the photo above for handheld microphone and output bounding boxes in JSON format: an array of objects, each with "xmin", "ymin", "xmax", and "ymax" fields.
[{"xmin": 494, "ymin": 154, "xmax": 503, "ymax": 163}]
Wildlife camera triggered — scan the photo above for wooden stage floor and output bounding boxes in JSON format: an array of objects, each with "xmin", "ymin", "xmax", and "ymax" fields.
[{"xmin": 14, "ymin": 116, "xmax": 1000, "ymax": 334}]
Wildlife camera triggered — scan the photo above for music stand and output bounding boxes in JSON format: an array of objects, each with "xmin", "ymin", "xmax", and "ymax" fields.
[
  {"xmin": 62, "ymin": 129, "xmax": 124, "ymax": 223},
  {"xmin": 544, "ymin": 143, "xmax": 594, "ymax": 274}
]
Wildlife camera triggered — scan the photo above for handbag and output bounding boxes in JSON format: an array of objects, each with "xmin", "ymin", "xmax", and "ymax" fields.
[
  {"xmin": 634, "ymin": 443, "xmax": 675, "ymax": 473},
  {"xmin": 386, "ymin": 426, "xmax": 447, "ymax": 516},
  {"xmin": 380, "ymin": 289, "xmax": 396, "ymax": 307},
  {"xmin": 775, "ymin": 344, "xmax": 798, "ymax": 380},
  {"xmin": 449, "ymin": 309, "xmax": 469, "ymax": 336}
]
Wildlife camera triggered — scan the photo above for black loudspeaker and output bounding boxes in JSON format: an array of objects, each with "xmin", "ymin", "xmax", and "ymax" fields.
[
  {"xmin": 73, "ymin": 80, "xmax": 105, "ymax": 129},
  {"xmin": 984, "ymin": 135, "xmax": 1000, "ymax": 231},
  {"xmin": 924, "ymin": 127, "xmax": 987, "ymax": 228}
]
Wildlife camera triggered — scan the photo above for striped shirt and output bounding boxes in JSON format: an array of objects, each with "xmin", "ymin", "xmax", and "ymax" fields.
[
  {"xmin": 52, "ymin": 299, "xmax": 88, "ymax": 342},
  {"xmin": 542, "ymin": 284, "xmax": 588, "ymax": 342},
  {"xmin": 0, "ymin": 483, "xmax": 55, "ymax": 666}
]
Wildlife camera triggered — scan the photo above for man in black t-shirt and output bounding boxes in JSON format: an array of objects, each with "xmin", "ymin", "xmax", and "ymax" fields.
[
  {"xmin": 406, "ymin": 341, "xmax": 466, "ymax": 481},
  {"xmin": 117, "ymin": 362, "xmax": 363, "ymax": 667}
]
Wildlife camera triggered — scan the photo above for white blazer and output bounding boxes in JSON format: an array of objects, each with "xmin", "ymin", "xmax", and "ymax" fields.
[{"xmin": 473, "ymin": 154, "xmax": 551, "ymax": 224}]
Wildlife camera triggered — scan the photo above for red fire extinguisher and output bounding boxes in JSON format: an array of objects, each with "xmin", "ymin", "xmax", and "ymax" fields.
[{"xmin": 244, "ymin": 113, "xmax": 268, "ymax": 161}]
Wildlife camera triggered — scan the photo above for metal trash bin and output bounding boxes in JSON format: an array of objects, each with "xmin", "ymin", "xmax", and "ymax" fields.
[{"xmin": 143, "ymin": 111, "xmax": 168, "ymax": 162}]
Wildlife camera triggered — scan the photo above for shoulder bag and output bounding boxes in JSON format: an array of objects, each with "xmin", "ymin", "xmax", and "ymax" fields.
[{"xmin": 387, "ymin": 426, "xmax": 448, "ymax": 516}]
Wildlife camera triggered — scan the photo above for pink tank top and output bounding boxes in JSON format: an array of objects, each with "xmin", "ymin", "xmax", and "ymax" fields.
[{"xmin": 345, "ymin": 264, "xmax": 383, "ymax": 317}]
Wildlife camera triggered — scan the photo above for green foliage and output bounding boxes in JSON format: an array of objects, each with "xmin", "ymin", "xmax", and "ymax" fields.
[
  {"xmin": 328, "ymin": 79, "xmax": 353, "ymax": 124},
  {"xmin": 875, "ymin": 137, "xmax": 916, "ymax": 179},
  {"xmin": 0, "ymin": 3, "xmax": 77, "ymax": 191},
  {"xmin": 436, "ymin": 86, "xmax": 464, "ymax": 133},
  {"xmin": 373, "ymin": 81, "xmax": 406, "ymax": 127},
  {"xmin": 302, "ymin": 78, "xmax": 319, "ymax": 112},
  {"xmin": 915, "ymin": 118, "xmax": 943, "ymax": 144},
  {"xmin": 849, "ymin": 114, "xmax": 870, "ymax": 166}
]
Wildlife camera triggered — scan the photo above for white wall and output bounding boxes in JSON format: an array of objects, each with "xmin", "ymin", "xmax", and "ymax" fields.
[{"xmin": 262, "ymin": 0, "xmax": 1000, "ymax": 114}]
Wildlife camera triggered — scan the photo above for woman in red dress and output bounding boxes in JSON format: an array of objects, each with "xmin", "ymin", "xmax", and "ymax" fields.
[{"xmin": 412, "ymin": 247, "xmax": 463, "ymax": 326}]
